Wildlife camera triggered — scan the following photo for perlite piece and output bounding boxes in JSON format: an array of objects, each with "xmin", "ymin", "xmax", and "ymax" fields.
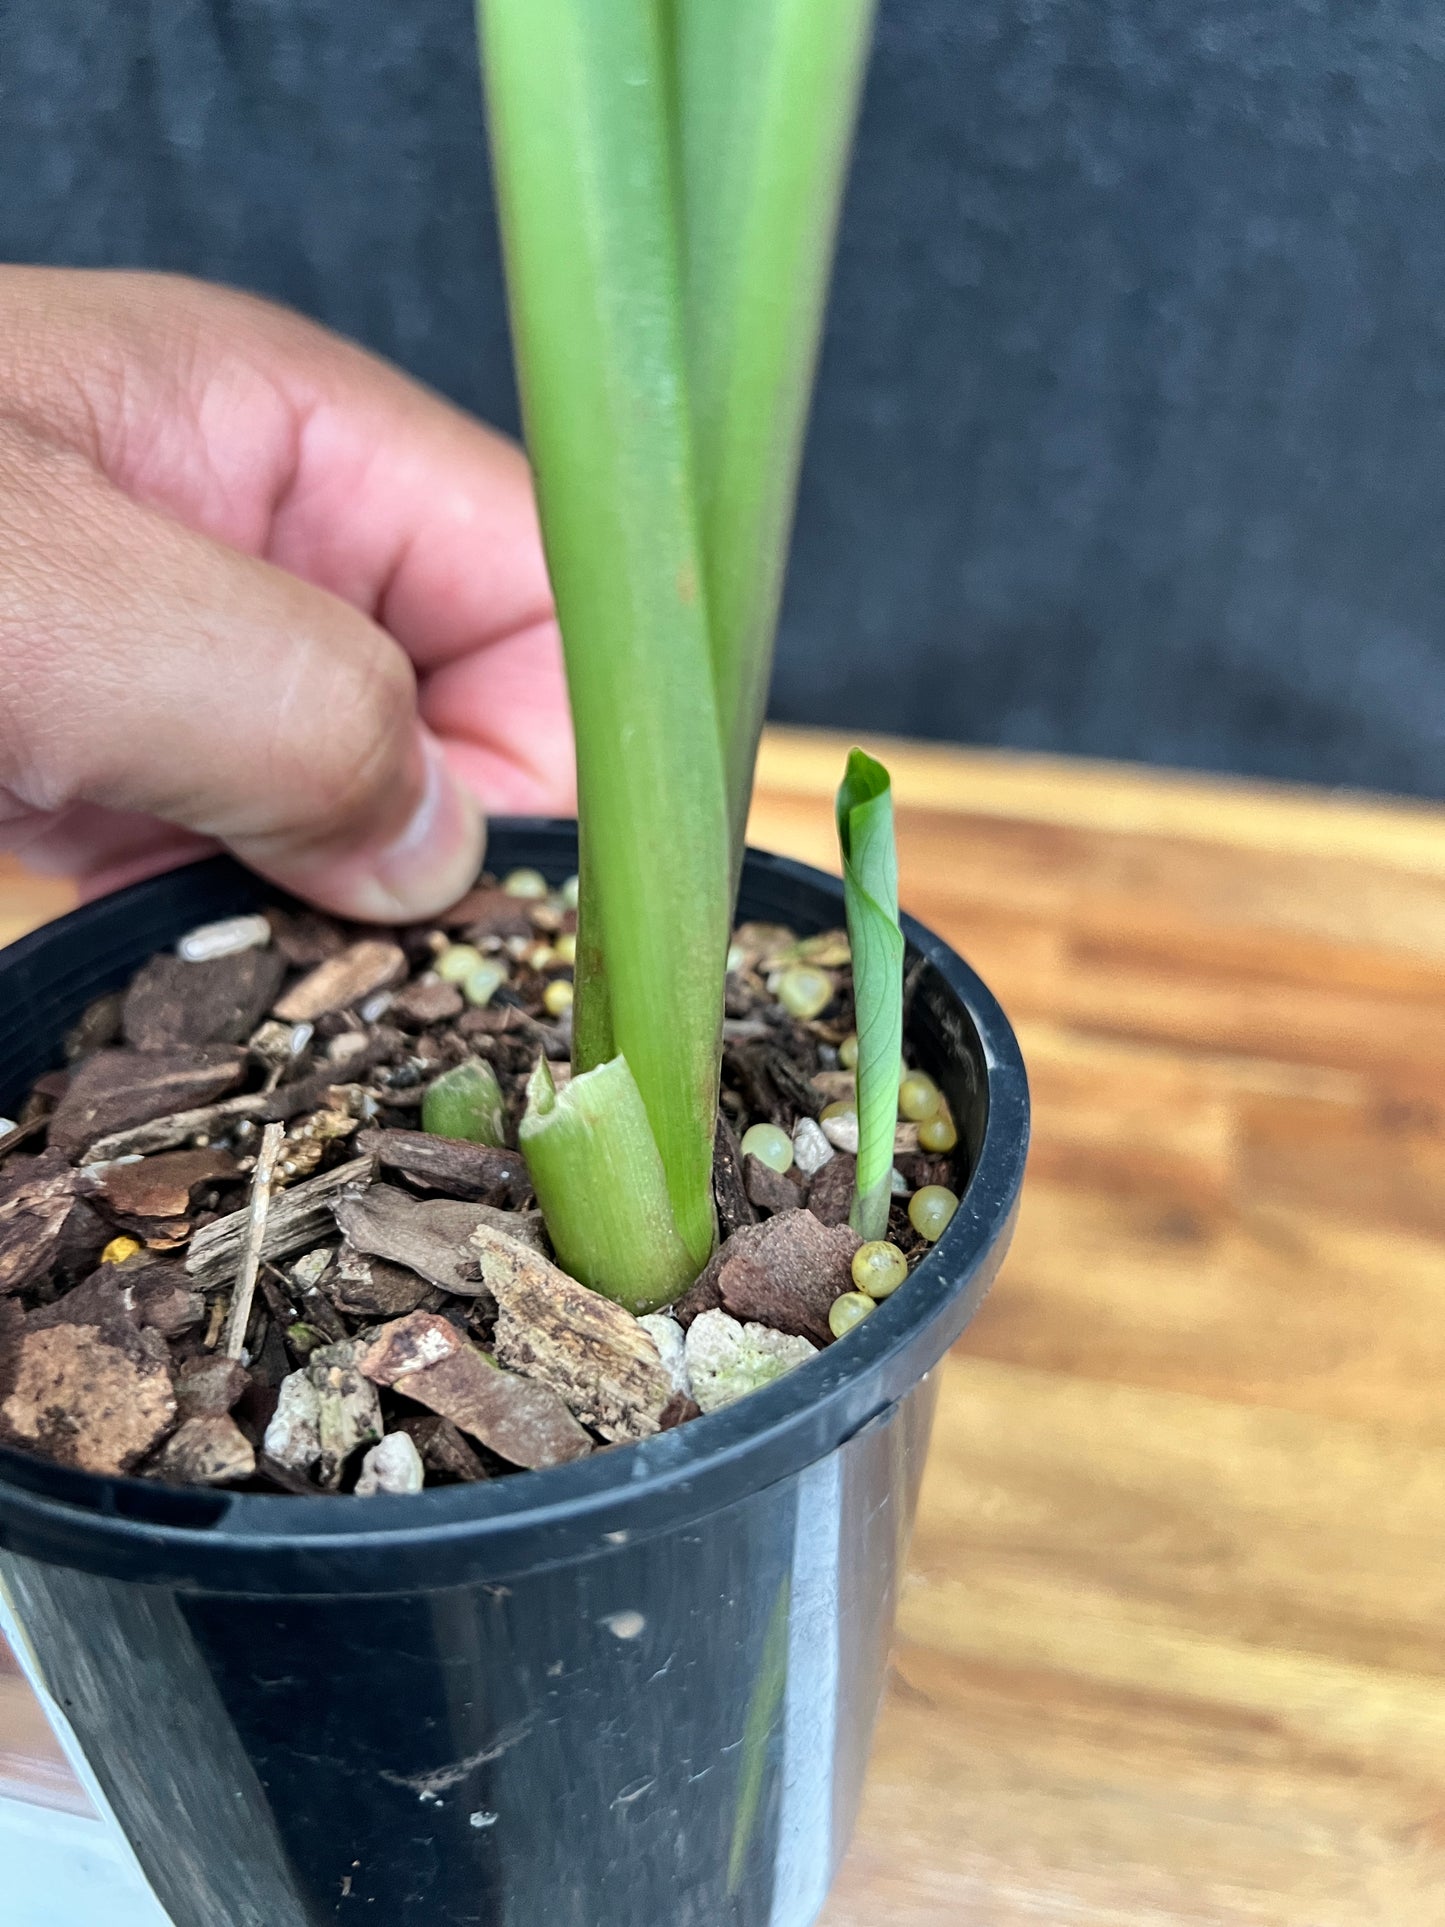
[{"xmin": 683, "ymin": 1310, "xmax": 815, "ymax": 1415}]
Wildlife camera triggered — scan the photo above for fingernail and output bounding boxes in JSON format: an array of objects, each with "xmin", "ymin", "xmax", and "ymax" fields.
[{"xmin": 350, "ymin": 732, "xmax": 486, "ymax": 920}]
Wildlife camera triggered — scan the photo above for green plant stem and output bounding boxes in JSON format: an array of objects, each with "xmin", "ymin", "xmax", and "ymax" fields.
[
  {"xmin": 520, "ymin": 1057, "xmax": 697, "ymax": 1313},
  {"xmin": 836, "ymin": 748, "xmax": 904, "ymax": 1241},
  {"xmin": 479, "ymin": 0, "xmax": 729, "ymax": 1271},
  {"xmin": 670, "ymin": 0, "xmax": 878, "ymax": 863}
]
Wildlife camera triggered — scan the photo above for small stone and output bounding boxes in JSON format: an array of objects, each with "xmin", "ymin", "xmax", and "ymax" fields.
[
  {"xmin": 309, "ymin": 1340, "xmax": 384, "ymax": 1488},
  {"xmin": 177, "ymin": 914, "xmax": 272, "ymax": 963},
  {"xmin": 175, "ymin": 1355, "xmax": 251, "ymax": 1420},
  {"xmin": 684, "ymin": 1310, "xmax": 816, "ymax": 1415},
  {"xmin": 890, "ymin": 1167, "xmax": 910, "ymax": 1196},
  {"xmin": 263, "ymin": 1370, "xmax": 322, "ymax": 1472},
  {"xmin": 821, "ymin": 1111, "xmax": 860, "ymax": 1154},
  {"xmin": 354, "ymin": 1430, "xmax": 425, "ymax": 1496},
  {"xmin": 273, "ymin": 941, "xmax": 407, "ymax": 1023},
  {"xmin": 791, "ymin": 1116, "xmax": 834, "ymax": 1178},
  {"xmin": 636, "ymin": 1314, "xmax": 692, "ymax": 1402},
  {"xmin": 329, "ymin": 1246, "xmax": 433, "ymax": 1319},
  {"xmin": 150, "ymin": 1415, "xmax": 256, "ymax": 1486}
]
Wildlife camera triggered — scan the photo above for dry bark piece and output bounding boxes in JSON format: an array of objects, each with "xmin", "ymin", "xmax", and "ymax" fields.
[
  {"xmin": 0, "ymin": 1150, "xmax": 81, "ymax": 1294},
  {"xmin": 805, "ymin": 1151, "xmax": 857, "ymax": 1227},
  {"xmin": 150, "ymin": 1415, "xmax": 255, "ymax": 1486},
  {"xmin": 473, "ymin": 1224, "xmax": 673, "ymax": 1443},
  {"xmin": 329, "ymin": 1246, "xmax": 434, "ymax": 1319},
  {"xmin": 355, "ymin": 1128, "xmax": 530, "ymax": 1205},
  {"xmin": 26, "ymin": 1270, "xmax": 139, "ymax": 1341},
  {"xmin": 84, "ymin": 1093, "xmax": 272, "ymax": 1163},
  {"xmin": 49, "ymin": 1047, "xmax": 248, "ymax": 1156},
  {"xmin": 442, "ymin": 886, "xmax": 534, "ymax": 940},
  {"xmin": 684, "ymin": 1309, "xmax": 816, "ymax": 1415},
  {"xmin": 122, "ymin": 948, "xmax": 286, "ymax": 1050},
  {"xmin": 743, "ymin": 1155, "xmax": 804, "ymax": 1215},
  {"xmin": 86, "ymin": 1147, "xmax": 239, "ymax": 1230},
  {"xmin": 131, "ymin": 1265, "xmax": 205, "ymax": 1336},
  {"xmin": 185, "ymin": 1155, "xmax": 375, "ymax": 1289},
  {"xmin": 175, "ymin": 1355, "xmax": 251, "ymax": 1419},
  {"xmin": 389, "ymin": 979, "xmax": 465, "ymax": 1027},
  {"xmin": 0, "ymin": 1321, "xmax": 176, "ymax": 1474},
  {"xmin": 359, "ymin": 1311, "xmax": 590, "ymax": 1470},
  {"xmin": 273, "ymin": 940, "xmax": 407, "ymax": 1023},
  {"xmin": 716, "ymin": 1208, "xmax": 860, "ymax": 1347},
  {"xmin": 397, "ymin": 1413, "xmax": 490, "ymax": 1482},
  {"xmin": 334, "ymin": 1184, "xmax": 542, "ymax": 1295},
  {"xmin": 712, "ymin": 1114, "xmax": 757, "ymax": 1240},
  {"xmin": 64, "ymin": 992, "xmax": 124, "ymax": 1062},
  {"xmin": 266, "ymin": 905, "xmax": 350, "ymax": 967}
]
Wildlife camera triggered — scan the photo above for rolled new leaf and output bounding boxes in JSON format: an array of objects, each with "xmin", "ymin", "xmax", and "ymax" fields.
[
  {"xmin": 519, "ymin": 1055, "xmax": 698, "ymax": 1315},
  {"xmin": 835, "ymin": 748, "xmax": 904, "ymax": 1241}
]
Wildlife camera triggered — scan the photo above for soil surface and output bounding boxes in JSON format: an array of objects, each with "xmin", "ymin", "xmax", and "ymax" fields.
[{"xmin": 0, "ymin": 878, "xmax": 962, "ymax": 1494}]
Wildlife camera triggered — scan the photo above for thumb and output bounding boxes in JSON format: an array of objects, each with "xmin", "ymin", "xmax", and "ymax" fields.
[{"xmin": 0, "ymin": 423, "xmax": 486, "ymax": 920}]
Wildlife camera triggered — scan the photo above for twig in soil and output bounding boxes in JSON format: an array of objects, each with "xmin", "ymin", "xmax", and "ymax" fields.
[
  {"xmin": 221, "ymin": 1121, "xmax": 285, "ymax": 1360},
  {"xmin": 186, "ymin": 1154, "xmax": 374, "ymax": 1289}
]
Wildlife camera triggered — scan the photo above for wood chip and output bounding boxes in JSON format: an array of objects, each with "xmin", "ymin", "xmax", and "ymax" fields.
[
  {"xmin": 0, "ymin": 1150, "xmax": 80, "ymax": 1294},
  {"xmin": 805, "ymin": 1151, "xmax": 857, "ymax": 1227},
  {"xmin": 222, "ymin": 1121, "xmax": 286, "ymax": 1359},
  {"xmin": 86, "ymin": 1147, "xmax": 239, "ymax": 1228},
  {"xmin": 84, "ymin": 1092, "xmax": 273, "ymax": 1162},
  {"xmin": 397, "ymin": 1413, "xmax": 489, "ymax": 1482},
  {"xmin": 185, "ymin": 1155, "xmax": 375, "ymax": 1289},
  {"xmin": 441, "ymin": 886, "xmax": 533, "ymax": 940},
  {"xmin": 175, "ymin": 1355, "xmax": 250, "ymax": 1419},
  {"xmin": 743, "ymin": 1154, "xmax": 805, "ymax": 1215},
  {"xmin": 355, "ymin": 1128, "xmax": 530, "ymax": 1205},
  {"xmin": 473, "ymin": 1224, "xmax": 674, "ymax": 1443},
  {"xmin": 329, "ymin": 1246, "xmax": 434, "ymax": 1319},
  {"xmin": 0, "ymin": 1321, "xmax": 176, "ymax": 1474},
  {"xmin": 716, "ymin": 1208, "xmax": 859, "ymax": 1346},
  {"xmin": 49, "ymin": 1047, "xmax": 248, "ymax": 1156},
  {"xmin": 122, "ymin": 948, "xmax": 286, "ymax": 1050},
  {"xmin": 273, "ymin": 940, "xmax": 407, "ymax": 1023},
  {"xmin": 266, "ymin": 906, "xmax": 350, "ymax": 967},
  {"xmin": 149, "ymin": 1415, "xmax": 255, "ymax": 1486},
  {"xmin": 334, "ymin": 1184, "xmax": 542, "ymax": 1295},
  {"xmin": 360, "ymin": 1311, "xmax": 590, "ymax": 1470},
  {"xmin": 389, "ymin": 979, "xmax": 465, "ymax": 1027},
  {"xmin": 712, "ymin": 1114, "xmax": 757, "ymax": 1239}
]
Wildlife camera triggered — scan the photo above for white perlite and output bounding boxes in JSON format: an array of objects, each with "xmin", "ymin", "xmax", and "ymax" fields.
[
  {"xmin": 791, "ymin": 1116, "xmax": 834, "ymax": 1177},
  {"xmin": 820, "ymin": 1112, "xmax": 859, "ymax": 1154},
  {"xmin": 684, "ymin": 1309, "xmax": 816, "ymax": 1415},
  {"xmin": 637, "ymin": 1313, "xmax": 692, "ymax": 1400},
  {"xmin": 176, "ymin": 913, "xmax": 272, "ymax": 962},
  {"xmin": 263, "ymin": 1372, "xmax": 322, "ymax": 1471},
  {"xmin": 355, "ymin": 1430, "xmax": 425, "ymax": 1496}
]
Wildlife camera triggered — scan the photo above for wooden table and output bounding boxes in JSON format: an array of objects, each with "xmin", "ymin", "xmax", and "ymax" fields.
[{"xmin": 5, "ymin": 725, "xmax": 1445, "ymax": 1922}]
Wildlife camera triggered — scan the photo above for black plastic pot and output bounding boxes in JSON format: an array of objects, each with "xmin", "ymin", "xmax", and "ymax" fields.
[{"xmin": 0, "ymin": 825, "xmax": 1027, "ymax": 1927}]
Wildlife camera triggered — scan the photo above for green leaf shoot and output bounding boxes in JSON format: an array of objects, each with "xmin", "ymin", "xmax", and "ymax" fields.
[
  {"xmin": 479, "ymin": 0, "xmax": 729, "ymax": 1271},
  {"xmin": 519, "ymin": 1056, "xmax": 699, "ymax": 1314},
  {"xmin": 836, "ymin": 748, "xmax": 904, "ymax": 1241},
  {"xmin": 421, "ymin": 1060, "xmax": 508, "ymax": 1147}
]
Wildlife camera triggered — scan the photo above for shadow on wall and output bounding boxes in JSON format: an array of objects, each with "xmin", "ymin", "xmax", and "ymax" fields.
[{"xmin": 1, "ymin": 0, "xmax": 1443, "ymax": 796}]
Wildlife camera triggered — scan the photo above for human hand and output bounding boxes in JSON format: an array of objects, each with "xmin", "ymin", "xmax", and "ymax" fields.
[{"xmin": 0, "ymin": 268, "xmax": 574, "ymax": 920}]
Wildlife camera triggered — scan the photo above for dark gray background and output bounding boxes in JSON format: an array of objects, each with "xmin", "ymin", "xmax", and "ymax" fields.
[{"xmin": 2, "ymin": 0, "xmax": 1443, "ymax": 796}]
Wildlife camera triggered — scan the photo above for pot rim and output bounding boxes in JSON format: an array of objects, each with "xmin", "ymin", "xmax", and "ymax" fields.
[{"xmin": 0, "ymin": 829, "xmax": 1029, "ymax": 1595}]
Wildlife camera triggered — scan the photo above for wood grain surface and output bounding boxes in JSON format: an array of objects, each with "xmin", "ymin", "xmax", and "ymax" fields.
[{"xmin": 4, "ymin": 726, "xmax": 1445, "ymax": 1923}]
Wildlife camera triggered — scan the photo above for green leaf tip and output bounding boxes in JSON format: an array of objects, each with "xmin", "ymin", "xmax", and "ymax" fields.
[
  {"xmin": 520, "ymin": 1052, "xmax": 701, "ymax": 1315},
  {"xmin": 836, "ymin": 748, "xmax": 904, "ymax": 1242}
]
